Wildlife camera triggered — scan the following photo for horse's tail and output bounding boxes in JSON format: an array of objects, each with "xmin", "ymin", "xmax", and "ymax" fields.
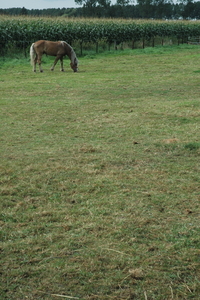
[{"xmin": 30, "ymin": 43, "xmax": 35, "ymax": 66}]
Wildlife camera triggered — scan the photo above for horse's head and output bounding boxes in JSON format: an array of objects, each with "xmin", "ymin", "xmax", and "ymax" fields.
[{"xmin": 70, "ymin": 56, "xmax": 78, "ymax": 72}]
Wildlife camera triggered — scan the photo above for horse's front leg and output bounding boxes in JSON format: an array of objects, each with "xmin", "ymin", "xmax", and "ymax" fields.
[
  {"xmin": 60, "ymin": 57, "xmax": 64, "ymax": 72},
  {"xmin": 51, "ymin": 56, "xmax": 60, "ymax": 71}
]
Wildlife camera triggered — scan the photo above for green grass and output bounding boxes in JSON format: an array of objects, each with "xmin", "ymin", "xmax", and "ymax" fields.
[{"xmin": 0, "ymin": 45, "xmax": 200, "ymax": 300}]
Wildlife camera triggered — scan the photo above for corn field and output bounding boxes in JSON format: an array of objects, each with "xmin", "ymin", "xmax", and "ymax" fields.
[{"xmin": 0, "ymin": 16, "xmax": 200, "ymax": 55}]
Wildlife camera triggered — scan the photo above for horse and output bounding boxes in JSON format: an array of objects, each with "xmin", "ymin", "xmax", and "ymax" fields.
[{"xmin": 30, "ymin": 40, "xmax": 78, "ymax": 73}]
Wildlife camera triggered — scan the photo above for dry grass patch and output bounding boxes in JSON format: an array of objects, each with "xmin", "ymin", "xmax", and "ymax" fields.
[{"xmin": 0, "ymin": 45, "xmax": 200, "ymax": 300}]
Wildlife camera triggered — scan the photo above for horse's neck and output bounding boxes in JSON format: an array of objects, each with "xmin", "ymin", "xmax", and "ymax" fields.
[
  {"xmin": 70, "ymin": 49, "xmax": 77, "ymax": 64},
  {"xmin": 62, "ymin": 41, "xmax": 76, "ymax": 63}
]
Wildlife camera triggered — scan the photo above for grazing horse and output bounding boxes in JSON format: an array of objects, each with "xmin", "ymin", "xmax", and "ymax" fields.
[{"xmin": 30, "ymin": 40, "xmax": 78, "ymax": 72}]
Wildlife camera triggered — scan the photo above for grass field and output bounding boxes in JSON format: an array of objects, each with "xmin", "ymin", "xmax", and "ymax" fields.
[{"xmin": 0, "ymin": 45, "xmax": 200, "ymax": 300}]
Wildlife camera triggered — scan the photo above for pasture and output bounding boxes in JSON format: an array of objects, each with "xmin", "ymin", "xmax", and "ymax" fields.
[{"xmin": 0, "ymin": 45, "xmax": 200, "ymax": 300}]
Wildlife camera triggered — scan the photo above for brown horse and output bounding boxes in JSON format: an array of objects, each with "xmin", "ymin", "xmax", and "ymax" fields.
[{"xmin": 30, "ymin": 40, "xmax": 78, "ymax": 72}]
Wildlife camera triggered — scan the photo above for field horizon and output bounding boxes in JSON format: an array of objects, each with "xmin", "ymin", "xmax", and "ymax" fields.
[{"xmin": 1, "ymin": 45, "xmax": 200, "ymax": 300}]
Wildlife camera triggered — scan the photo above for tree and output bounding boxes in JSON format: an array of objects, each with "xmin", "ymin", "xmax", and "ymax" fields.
[
  {"xmin": 75, "ymin": 0, "xmax": 111, "ymax": 7},
  {"xmin": 153, "ymin": 0, "xmax": 170, "ymax": 18},
  {"xmin": 20, "ymin": 6, "xmax": 28, "ymax": 15},
  {"xmin": 193, "ymin": 1, "xmax": 200, "ymax": 19},
  {"xmin": 182, "ymin": 0, "xmax": 194, "ymax": 19},
  {"xmin": 74, "ymin": 0, "xmax": 111, "ymax": 16},
  {"xmin": 98, "ymin": 0, "xmax": 111, "ymax": 6},
  {"xmin": 137, "ymin": 0, "xmax": 154, "ymax": 18},
  {"xmin": 116, "ymin": 0, "xmax": 131, "ymax": 5}
]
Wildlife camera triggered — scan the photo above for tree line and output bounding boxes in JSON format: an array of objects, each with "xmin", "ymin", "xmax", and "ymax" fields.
[{"xmin": 0, "ymin": 0, "xmax": 199, "ymax": 19}]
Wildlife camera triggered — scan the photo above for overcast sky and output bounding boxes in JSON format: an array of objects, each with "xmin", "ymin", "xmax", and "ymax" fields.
[
  {"xmin": 0, "ymin": 0, "xmax": 117, "ymax": 10},
  {"xmin": 1, "ymin": 0, "xmax": 197, "ymax": 10},
  {"xmin": 1, "ymin": 0, "xmax": 79, "ymax": 9}
]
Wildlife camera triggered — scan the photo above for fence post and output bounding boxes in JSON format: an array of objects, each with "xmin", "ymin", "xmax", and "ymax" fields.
[
  {"xmin": 96, "ymin": 41, "xmax": 98, "ymax": 53},
  {"xmin": 80, "ymin": 41, "xmax": 83, "ymax": 56}
]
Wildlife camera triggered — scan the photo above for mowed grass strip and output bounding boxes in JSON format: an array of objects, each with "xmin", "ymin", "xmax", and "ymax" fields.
[{"xmin": 0, "ymin": 45, "xmax": 200, "ymax": 300}]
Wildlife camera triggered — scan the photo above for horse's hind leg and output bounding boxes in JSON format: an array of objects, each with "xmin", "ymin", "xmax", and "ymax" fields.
[
  {"xmin": 33, "ymin": 54, "xmax": 37, "ymax": 72},
  {"xmin": 37, "ymin": 54, "xmax": 43, "ymax": 72}
]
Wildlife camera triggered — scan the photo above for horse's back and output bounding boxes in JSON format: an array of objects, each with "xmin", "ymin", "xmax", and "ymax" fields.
[
  {"xmin": 34, "ymin": 40, "xmax": 47, "ymax": 49},
  {"xmin": 34, "ymin": 40, "xmax": 67, "ymax": 56},
  {"xmin": 33, "ymin": 40, "xmax": 47, "ymax": 53}
]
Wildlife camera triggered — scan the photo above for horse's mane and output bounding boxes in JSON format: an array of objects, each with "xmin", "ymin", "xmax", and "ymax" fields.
[
  {"xmin": 61, "ymin": 41, "xmax": 78, "ymax": 64},
  {"xmin": 71, "ymin": 48, "xmax": 78, "ymax": 64}
]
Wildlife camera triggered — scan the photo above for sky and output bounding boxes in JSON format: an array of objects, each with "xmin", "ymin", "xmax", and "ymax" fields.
[
  {"xmin": 1, "ymin": 0, "xmax": 198, "ymax": 10},
  {"xmin": 0, "ymin": 0, "xmax": 116, "ymax": 10}
]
